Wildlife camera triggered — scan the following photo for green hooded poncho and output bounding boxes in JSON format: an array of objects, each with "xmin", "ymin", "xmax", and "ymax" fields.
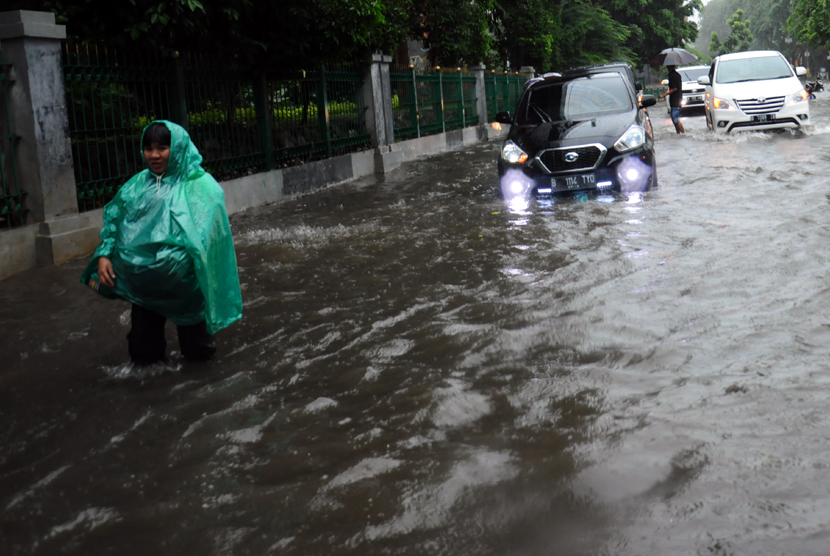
[{"xmin": 81, "ymin": 121, "xmax": 242, "ymax": 334}]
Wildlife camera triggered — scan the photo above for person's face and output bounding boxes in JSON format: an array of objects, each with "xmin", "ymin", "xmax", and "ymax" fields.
[{"xmin": 144, "ymin": 142, "xmax": 171, "ymax": 175}]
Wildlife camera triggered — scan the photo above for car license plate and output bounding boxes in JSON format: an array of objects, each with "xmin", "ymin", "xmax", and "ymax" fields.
[
  {"xmin": 752, "ymin": 114, "xmax": 776, "ymax": 123},
  {"xmin": 692, "ymin": 95, "xmax": 702, "ymax": 101},
  {"xmin": 551, "ymin": 174, "xmax": 595, "ymax": 190}
]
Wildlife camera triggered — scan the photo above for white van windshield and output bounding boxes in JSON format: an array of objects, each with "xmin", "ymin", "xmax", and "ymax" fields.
[{"xmin": 716, "ymin": 56, "xmax": 794, "ymax": 84}]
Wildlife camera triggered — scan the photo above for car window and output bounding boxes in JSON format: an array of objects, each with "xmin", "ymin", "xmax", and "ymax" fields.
[
  {"xmin": 679, "ymin": 68, "xmax": 708, "ymax": 81},
  {"xmin": 715, "ymin": 56, "xmax": 794, "ymax": 84},
  {"xmin": 517, "ymin": 75, "xmax": 633, "ymax": 125}
]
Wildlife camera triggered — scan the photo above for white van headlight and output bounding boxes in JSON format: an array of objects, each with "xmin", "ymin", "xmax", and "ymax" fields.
[
  {"xmin": 712, "ymin": 97, "xmax": 732, "ymax": 110},
  {"xmin": 614, "ymin": 125, "xmax": 646, "ymax": 153},
  {"xmin": 789, "ymin": 89, "xmax": 810, "ymax": 104},
  {"xmin": 501, "ymin": 140, "xmax": 528, "ymax": 164}
]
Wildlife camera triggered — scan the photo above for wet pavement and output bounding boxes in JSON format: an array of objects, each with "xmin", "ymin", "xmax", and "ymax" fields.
[{"xmin": 5, "ymin": 96, "xmax": 830, "ymax": 555}]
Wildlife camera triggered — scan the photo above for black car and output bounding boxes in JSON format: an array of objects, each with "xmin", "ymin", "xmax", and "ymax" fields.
[{"xmin": 496, "ymin": 65, "xmax": 658, "ymax": 198}]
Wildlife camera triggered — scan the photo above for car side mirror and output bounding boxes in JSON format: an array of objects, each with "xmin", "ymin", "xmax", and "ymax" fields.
[
  {"xmin": 796, "ymin": 66, "xmax": 807, "ymax": 76},
  {"xmin": 640, "ymin": 94, "xmax": 658, "ymax": 108},
  {"xmin": 495, "ymin": 111, "xmax": 512, "ymax": 125},
  {"xmin": 698, "ymin": 76, "xmax": 711, "ymax": 85},
  {"xmin": 661, "ymin": 79, "xmax": 668, "ymax": 86}
]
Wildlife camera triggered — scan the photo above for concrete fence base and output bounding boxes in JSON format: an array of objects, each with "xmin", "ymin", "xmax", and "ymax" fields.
[{"xmin": 0, "ymin": 124, "xmax": 508, "ymax": 281}]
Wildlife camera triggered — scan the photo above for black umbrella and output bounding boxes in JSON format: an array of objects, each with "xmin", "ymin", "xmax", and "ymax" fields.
[{"xmin": 651, "ymin": 47, "xmax": 698, "ymax": 66}]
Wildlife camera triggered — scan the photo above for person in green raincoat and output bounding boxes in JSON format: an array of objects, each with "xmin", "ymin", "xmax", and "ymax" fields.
[{"xmin": 81, "ymin": 121, "xmax": 242, "ymax": 366}]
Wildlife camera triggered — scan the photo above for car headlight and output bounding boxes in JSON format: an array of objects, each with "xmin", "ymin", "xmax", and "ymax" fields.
[
  {"xmin": 712, "ymin": 97, "xmax": 732, "ymax": 109},
  {"xmin": 614, "ymin": 125, "xmax": 646, "ymax": 153},
  {"xmin": 789, "ymin": 89, "xmax": 809, "ymax": 104},
  {"xmin": 501, "ymin": 141, "xmax": 528, "ymax": 164}
]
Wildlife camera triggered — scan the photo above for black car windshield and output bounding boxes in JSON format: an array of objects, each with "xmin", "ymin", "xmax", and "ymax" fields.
[
  {"xmin": 679, "ymin": 67, "xmax": 708, "ymax": 82},
  {"xmin": 517, "ymin": 75, "xmax": 633, "ymax": 125},
  {"xmin": 716, "ymin": 56, "xmax": 793, "ymax": 83}
]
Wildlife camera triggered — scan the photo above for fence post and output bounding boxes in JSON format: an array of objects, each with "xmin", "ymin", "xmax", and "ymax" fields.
[
  {"xmin": 0, "ymin": 10, "xmax": 101, "ymax": 270},
  {"xmin": 437, "ymin": 69, "xmax": 445, "ymax": 133},
  {"xmin": 362, "ymin": 53, "xmax": 394, "ymax": 148},
  {"xmin": 167, "ymin": 53, "xmax": 188, "ymax": 131},
  {"xmin": 0, "ymin": 10, "xmax": 75, "ymax": 225},
  {"xmin": 519, "ymin": 66, "xmax": 536, "ymax": 81},
  {"xmin": 253, "ymin": 74, "xmax": 274, "ymax": 170},
  {"xmin": 316, "ymin": 65, "xmax": 332, "ymax": 159},
  {"xmin": 458, "ymin": 69, "xmax": 465, "ymax": 127},
  {"xmin": 410, "ymin": 67, "xmax": 420, "ymax": 138},
  {"xmin": 469, "ymin": 64, "xmax": 487, "ymax": 125}
]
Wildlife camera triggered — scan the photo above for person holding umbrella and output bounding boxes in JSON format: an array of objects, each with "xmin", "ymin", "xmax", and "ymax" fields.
[
  {"xmin": 651, "ymin": 48, "xmax": 699, "ymax": 135},
  {"xmin": 660, "ymin": 65, "xmax": 685, "ymax": 134}
]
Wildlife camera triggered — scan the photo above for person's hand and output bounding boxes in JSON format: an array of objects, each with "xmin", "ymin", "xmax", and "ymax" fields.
[{"xmin": 98, "ymin": 257, "xmax": 116, "ymax": 287}]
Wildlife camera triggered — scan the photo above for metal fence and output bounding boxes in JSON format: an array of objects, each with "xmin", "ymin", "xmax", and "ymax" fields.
[
  {"xmin": 390, "ymin": 67, "xmax": 480, "ymax": 141},
  {"xmin": 63, "ymin": 43, "xmax": 370, "ymax": 213},
  {"xmin": 63, "ymin": 42, "xmax": 174, "ymax": 212},
  {"xmin": 0, "ymin": 53, "xmax": 26, "ymax": 229},
  {"xmin": 485, "ymin": 71, "xmax": 525, "ymax": 121},
  {"xmin": 270, "ymin": 65, "xmax": 370, "ymax": 168}
]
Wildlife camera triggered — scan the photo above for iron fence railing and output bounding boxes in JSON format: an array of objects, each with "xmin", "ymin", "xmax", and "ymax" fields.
[
  {"xmin": 269, "ymin": 64, "xmax": 370, "ymax": 168},
  {"xmin": 182, "ymin": 52, "xmax": 266, "ymax": 179},
  {"xmin": 63, "ymin": 44, "xmax": 519, "ymax": 213},
  {"xmin": 485, "ymin": 71, "xmax": 525, "ymax": 121},
  {"xmin": 63, "ymin": 42, "xmax": 174, "ymax": 212},
  {"xmin": 0, "ymin": 53, "xmax": 27, "ymax": 229},
  {"xmin": 64, "ymin": 46, "xmax": 371, "ymax": 212},
  {"xmin": 390, "ymin": 68, "xmax": 481, "ymax": 141}
]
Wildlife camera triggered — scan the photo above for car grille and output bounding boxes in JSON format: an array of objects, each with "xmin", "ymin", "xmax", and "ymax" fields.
[
  {"xmin": 537, "ymin": 145, "xmax": 605, "ymax": 173},
  {"xmin": 687, "ymin": 87, "xmax": 705, "ymax": 94},
  {"xmin": 735, "ymin": 96, "xmax": 786, "ymax": 114}
]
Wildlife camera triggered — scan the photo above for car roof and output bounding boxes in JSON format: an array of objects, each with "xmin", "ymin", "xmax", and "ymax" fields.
[
  {"xmin": 716, "ymin": 50, "xmax": 782, "ymax": 62},
  {"xmin": 677, "ymin": 65, "xmax": 709, "ymax": 71}
]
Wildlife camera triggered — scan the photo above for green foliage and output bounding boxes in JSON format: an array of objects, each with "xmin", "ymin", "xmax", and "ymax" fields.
[
  {"xmin": 493, "ymin": 0, "xmax": 562, "ymax": 73},
  {"xmin": 710, "ymin": 9, "xmax": 754, "ymax": 56},
  {"xmin": 598, "ymin": 0, "xmax": 702, "ymax": 66},
  {"xmin": 409, "ymin": 0, "xmax": 494, "ymax": 66},
  {"xmin": 790, "ymin": 0, "xmax": 830, "ymax": 49},
  {"xmin": 558, "ymin": 1, "xmax": 635, "ymax": 68}
]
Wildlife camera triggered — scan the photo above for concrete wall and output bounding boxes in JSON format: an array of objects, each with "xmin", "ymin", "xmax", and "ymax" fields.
[{"xmin": 0, "ymin": 124, "xmax": 508, "ymax": 281}]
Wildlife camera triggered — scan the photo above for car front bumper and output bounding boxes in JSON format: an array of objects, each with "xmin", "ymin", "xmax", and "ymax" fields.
[
  {"xmin": 498, "ymin": 148, "xmax": 656, "ymax": 198},
  {"xmin": 709, "ymin": 103, "xmax": 810, "ymax": 133}
]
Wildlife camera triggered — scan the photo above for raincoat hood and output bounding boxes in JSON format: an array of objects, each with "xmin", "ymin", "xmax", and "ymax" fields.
[
  {"xmin": 142, "ymin": 120, "xmax": 205, "ymax": 181},
  {"xmin": 81, "ymin": 121, "xmax": 243, "ymax": 335}
]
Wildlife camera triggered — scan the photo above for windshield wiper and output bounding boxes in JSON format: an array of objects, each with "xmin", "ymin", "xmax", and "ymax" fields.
[{"xmin": 529, "ymin": 103, "xmax": 553, "ymax": 123}]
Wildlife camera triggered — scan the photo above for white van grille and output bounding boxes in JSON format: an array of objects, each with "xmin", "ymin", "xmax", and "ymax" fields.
[{"xmin": 736, "ymin": 96, "xmax": 785, "ymax": 114}]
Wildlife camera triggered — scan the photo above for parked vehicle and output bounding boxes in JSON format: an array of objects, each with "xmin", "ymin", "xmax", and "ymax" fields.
[
  {"xmin": 806, "ymin": 77, "xmax": 824, "ymax": 98},
  {"xmin": 699, "ymin": 50, "xmax": 810, "ymax": 133},
  {"xmin": 660, "ymin": 65, "xmax": 709, "ymax": 113},
  {"xmin": 495, "ymin": 65, "xmax": 658, "ymax": 199}
]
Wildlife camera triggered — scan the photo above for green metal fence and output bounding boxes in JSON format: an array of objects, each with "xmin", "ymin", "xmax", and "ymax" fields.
[
  {"xmin": 486, "ymin": 71, "xmax": 525, "ymax": 120},
  {"xmin": 0, "ymin": 53, "xmax": 27, "ymax": 229},
  {"xmin": 269, "ymin": 64, "xmax": 370, "ymax": 168},
  {"xmin": 64, "ymin": 44, "xmax": 371, "ymax": 212},
  {"xmin": 390, "ymin": 67, "xmax": 480, "ymax": 141},
  {"xmin": 182, "ymin": 52, "xmax": 266, "ymax": 179},
  {"xmin": 63, "ymin": 42, "xmax": 174, "ymax": 212}
]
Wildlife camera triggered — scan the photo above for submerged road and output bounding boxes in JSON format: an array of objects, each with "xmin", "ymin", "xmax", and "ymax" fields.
[{"xmin": 5, "ymin": 96, "xmax": 830, "ymax": 555}]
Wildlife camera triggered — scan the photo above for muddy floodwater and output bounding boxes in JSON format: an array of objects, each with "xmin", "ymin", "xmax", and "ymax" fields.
[{"xmin": 6, "ymin": 96, "xmax": 830, "ymax": 556}]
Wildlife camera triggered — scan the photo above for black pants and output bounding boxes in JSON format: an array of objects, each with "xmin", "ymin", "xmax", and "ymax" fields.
[{"xmin": 127, "ymin": 304, "xmax": 216, "ymax": 365}]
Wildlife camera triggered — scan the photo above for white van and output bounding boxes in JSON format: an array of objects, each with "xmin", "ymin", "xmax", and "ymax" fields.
[{"xmin": 699, "ymin": 50, "xmax": 810, "ymax": 133}]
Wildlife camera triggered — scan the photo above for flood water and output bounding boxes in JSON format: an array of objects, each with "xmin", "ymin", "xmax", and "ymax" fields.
[{"xmin": 5, "ymin": 96, "xmax": 830, "ymax": 555}]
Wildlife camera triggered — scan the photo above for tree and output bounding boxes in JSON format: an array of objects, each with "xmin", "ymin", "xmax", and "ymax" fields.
[
  {"xmin": 598, "ymin": 0, "xmax": 702, "ymax": 65},
  {"xmin": 710, "ymin": 9, "xmax": 753, "ymax": 56},
  {"xmin": 790, "ymin": 0, "xmax": 830, "ymax": 49},
  {"xmin": 493, "ymin": 0, "xmax": 562, "ymax": 73},
  {"xmin": 11, "ymin": 0, "xmax": 412, "ymax": 70},
  {"xmin": 409, "ymin": 0, "xmax": 494, "ymax": 66},
  {"xmin": 558, "ymin": 1, "xmax": 634, "ymax": 68}
]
